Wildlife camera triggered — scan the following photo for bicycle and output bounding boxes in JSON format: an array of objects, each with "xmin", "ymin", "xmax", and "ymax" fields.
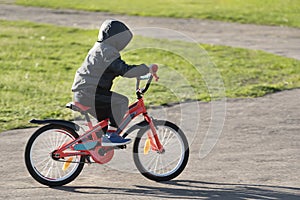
[{"xmin": 24, "ymin": 66, "xmax": 189, "ymax": 187}]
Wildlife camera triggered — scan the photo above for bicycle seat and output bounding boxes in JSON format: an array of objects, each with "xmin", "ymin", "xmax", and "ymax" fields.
[{"xmin": 66, "ymin": 102, "xmax": 91, "ymax": 113}]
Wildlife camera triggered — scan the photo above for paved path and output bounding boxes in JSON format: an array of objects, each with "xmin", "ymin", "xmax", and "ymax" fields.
[
  {"xmin": 0, "ymin": 3, "xmax": 299, "ymax": 200},
  {"xmin": 1, "ymin": 90, "xmax": 299, "ymax": 199},
  {"xmin": 0, "ymin": 4, "xmax": 300, "ymax": 60}
]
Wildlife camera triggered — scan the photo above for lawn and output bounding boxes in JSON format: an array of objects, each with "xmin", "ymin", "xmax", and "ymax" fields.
[
  {"xmin": 0, "ymin": 20, "xmax": 299, "ymax": 131},
  {"xmin": 16, "ymin": 0, "xmax": 300, "ymax": 28}
]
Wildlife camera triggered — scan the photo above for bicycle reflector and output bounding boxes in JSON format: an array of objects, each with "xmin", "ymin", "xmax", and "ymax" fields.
[
  {"xmin": 144, "ymin": 138, "xmax": 151, "ymax": 155},
  {"xmin": 62, "ymin": 157, "xmax": 73, "ymax": 171}
]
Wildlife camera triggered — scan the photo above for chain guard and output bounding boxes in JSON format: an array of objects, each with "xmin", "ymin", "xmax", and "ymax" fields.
[{"xmin": 89, "ymin": 146, "xmax": 114, "ymax": 164}]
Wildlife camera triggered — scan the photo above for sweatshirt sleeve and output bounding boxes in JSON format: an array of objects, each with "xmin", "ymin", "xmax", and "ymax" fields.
[{"xmin": 108, "ymin": 57, "xmax": 149, "ymax": 78}]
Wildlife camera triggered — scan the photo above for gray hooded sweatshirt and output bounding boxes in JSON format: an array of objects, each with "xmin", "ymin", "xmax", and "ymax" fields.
[{"xmin": 72, "ymin": 19, "xmax": 149, "ymax": 105}]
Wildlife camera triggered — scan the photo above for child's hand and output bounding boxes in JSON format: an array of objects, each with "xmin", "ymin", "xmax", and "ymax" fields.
[{"xmin": 149, "ymin": 64, "xmax": 159, "ymax": 81}]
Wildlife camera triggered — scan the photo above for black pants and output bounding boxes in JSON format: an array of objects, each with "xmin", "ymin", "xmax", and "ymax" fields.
[
  {"xmin": 94, "ymin": 91, "xmax": 129, "ymax": 128},
  {"xmin": 74, "ymin": 90, "xmax": 129, "ymax": 128}
]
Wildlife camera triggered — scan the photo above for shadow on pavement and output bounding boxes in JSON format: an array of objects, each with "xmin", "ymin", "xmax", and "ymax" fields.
[{"xmin": 54, "ymin": 180, "xmax": 300, "ymax": 199}]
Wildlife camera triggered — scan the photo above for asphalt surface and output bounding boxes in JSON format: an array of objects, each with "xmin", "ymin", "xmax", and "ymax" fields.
[{"xmin": 1, "ymin": 90, "xmax": 300, "ymax": 199}]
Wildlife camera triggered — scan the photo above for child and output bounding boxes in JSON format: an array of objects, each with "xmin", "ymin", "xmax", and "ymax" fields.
[{"xmin": 72, "ymin": 19, "xmax": 155, "ymax": 146}]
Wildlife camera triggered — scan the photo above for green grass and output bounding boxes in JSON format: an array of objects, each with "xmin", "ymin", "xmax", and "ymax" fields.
[
  {"xmin": 0, "ymin": 20, "xmax": 299, "ymax": 132},
  {"xmin": 16, "ymin": 0, "xmax": 300, "ymax": 28}
]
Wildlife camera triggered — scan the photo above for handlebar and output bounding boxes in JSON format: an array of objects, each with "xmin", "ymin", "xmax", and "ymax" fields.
[
  {"xmin": 136, "ymin": 74, "xmax": 153, "ymax": 98},
  {"xmin": 136, "ymin": 64, "xmax": 158, "ymax": 98}
]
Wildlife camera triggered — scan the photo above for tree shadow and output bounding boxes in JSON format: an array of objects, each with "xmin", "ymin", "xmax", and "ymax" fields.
[{"xmin": 54, "ymin": 180, "xmax": 300, "ymax": 199}]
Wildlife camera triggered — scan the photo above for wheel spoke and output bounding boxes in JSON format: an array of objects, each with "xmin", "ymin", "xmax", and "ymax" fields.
[
  {"xmin": 163, "ymin": 131, "xmax": 176, "ymax": 147},
  {"xmin": 34, "ymin": 156, "xmax": 51, "ymax": 168},
  {"xmin": 153, "ymin": 154, "xmax": 160, "ymax": 173},
  {"xmin": 159, "ymin": 155, "xmax": 165, "ymax": 174},
  {"xmin": 142, "ymin": 151, "xmax": 158, "ymax": 169},
  {"xmin": 161, "ymin": 129, "xmax": 172, "ymax": 145}
]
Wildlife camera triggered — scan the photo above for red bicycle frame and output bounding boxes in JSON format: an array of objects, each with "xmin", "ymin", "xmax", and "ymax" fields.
[{"xmin": 52, "ymin": 74, "xmax": 163, "ymax": 161}]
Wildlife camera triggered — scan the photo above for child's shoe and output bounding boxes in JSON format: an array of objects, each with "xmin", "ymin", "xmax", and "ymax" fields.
[{"xmin": 101, "ymin": 132, "xmax": 131, "ymax": 146}]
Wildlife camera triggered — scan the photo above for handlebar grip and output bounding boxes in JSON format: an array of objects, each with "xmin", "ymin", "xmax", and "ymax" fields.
[{"xmin": 138, "ymin": 74, "xmax": 151, "ymax": 80}]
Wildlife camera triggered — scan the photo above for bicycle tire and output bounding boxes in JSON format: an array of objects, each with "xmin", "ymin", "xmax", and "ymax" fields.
[
  {"xmin": 24, "ymin": 124, "xmax": 85, "ymax": 187},
  {"xmin": 133, "ymin": 120, "xmax": 189, "ymax": 181}
]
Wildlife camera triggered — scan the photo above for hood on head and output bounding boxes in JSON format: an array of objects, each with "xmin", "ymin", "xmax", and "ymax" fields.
[{"xmin": 98, "ymin": 19, "xmax": 133, "ymax": 51}]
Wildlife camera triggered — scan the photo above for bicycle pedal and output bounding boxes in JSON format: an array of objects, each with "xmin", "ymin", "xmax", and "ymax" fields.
[
  {"xmin": 115, "ymin": 145, "xmax": 127, "ymax": 149},
  {"xmin": 85, "ymin": 156, "xmax": 93, "ymax": 164}
]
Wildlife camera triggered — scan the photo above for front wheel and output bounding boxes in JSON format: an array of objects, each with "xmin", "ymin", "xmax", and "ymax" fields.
[
  {"xmin": 24, "ymin": 124, "xmax": 85, "ymax": 187},
  {"xmin": 133, "ymin": 120, "xmax": 189, "ymax": 181}
]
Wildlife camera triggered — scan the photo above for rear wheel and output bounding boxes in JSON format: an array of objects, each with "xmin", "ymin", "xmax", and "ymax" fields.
[
  {"xmin": 24, "ymin": 124, "xmax": 84, "ymax": 187},
  {"xmin": 133, "ymin": 120, "xmax": 189, "ymax": 181}
]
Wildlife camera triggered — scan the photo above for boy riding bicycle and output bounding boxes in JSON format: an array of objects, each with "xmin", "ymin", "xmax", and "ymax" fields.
[{"xmin": 72, "ymin": 19, "xmax": 156, "ymax": 146}]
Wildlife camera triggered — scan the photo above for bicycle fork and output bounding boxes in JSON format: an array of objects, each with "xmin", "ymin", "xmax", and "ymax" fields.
[{"xmin": 143, "ymin": 114, "xmax": 164, "ymax": 153}]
